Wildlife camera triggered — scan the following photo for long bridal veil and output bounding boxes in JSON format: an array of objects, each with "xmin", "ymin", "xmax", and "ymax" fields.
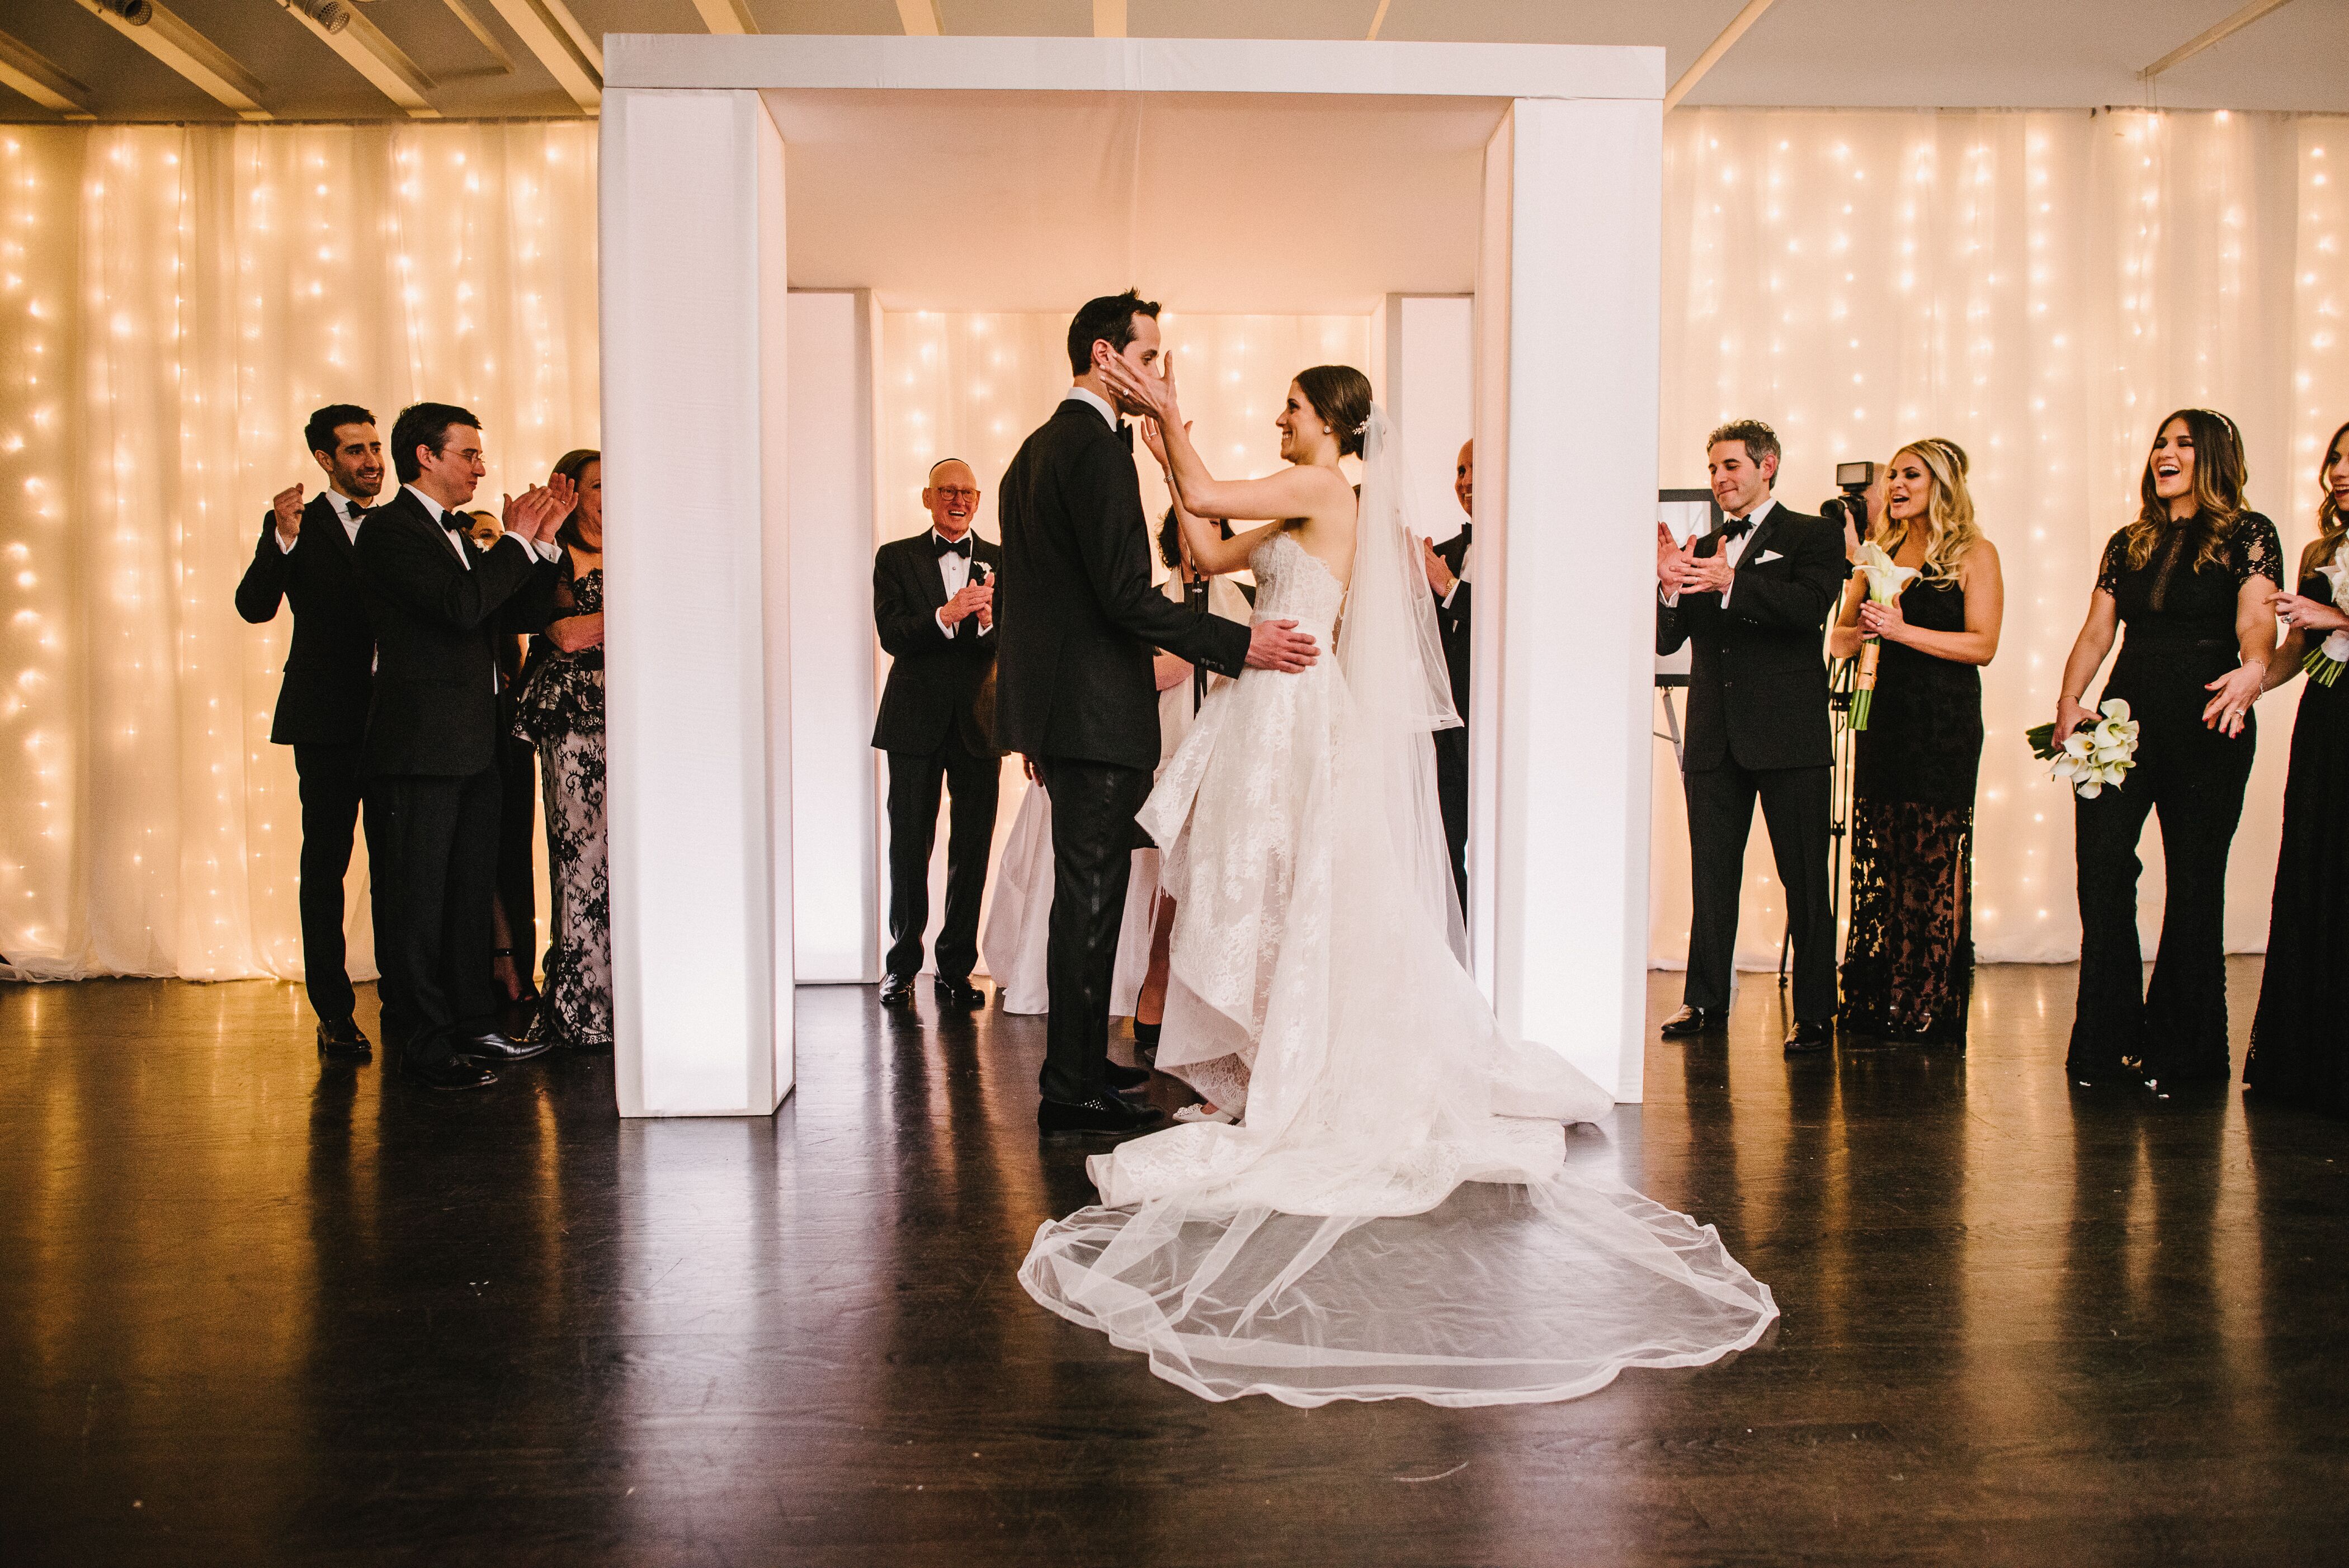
[{"xmin": 1018, "ymin": 407, "xmax": 1779, "ymax": 1406}]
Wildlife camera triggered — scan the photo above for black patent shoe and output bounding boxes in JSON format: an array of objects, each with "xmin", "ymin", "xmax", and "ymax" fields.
[
  {"xmin": 1659, "ymin": 1005, "xmax": 1723, "ymax": 1039},
  {"xmin": 879, "ymin": 974, "xmax": 918, "ymax": 1008},
  {"xmin": 1038, "ymin": 1094, "xmax": 1164, "ymax": 1136},
  {"xmin": 452, "ymin": 1029, "xmax": 552, "ymax": 1066},
  {"xmin": 316, "ymin": 1016, "xmax": 373, "ymax": 1060},
  {"xmin": 400, "ymin": 1055, "xmax": 498, "ymax": 1092},
  {"xmin": 934, "ymin": 976, "xmax": 987, "ymax": 1010},
  {"xmin": 1103, "ymin": 1059, "xmax": 1152, "ymax": 1093},
  {"xmin": 1783, "ymin": 1018, "xmax": 1834, "ymax": 1055}
]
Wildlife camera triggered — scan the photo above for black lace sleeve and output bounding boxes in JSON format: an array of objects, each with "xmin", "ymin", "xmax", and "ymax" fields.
[
  {"xmin": 2228, "ymin": 511, "xmax": 2284, "ymax": 588},
  {"xmin": 2094, "ymin": 529, "xmax": 2128, "ymax": 596}
]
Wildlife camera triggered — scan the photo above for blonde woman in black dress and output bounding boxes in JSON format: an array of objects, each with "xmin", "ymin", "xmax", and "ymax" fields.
[
  {"xmin": 1827, "ymin": 439, "xmax": 2003, "ymax": 1043},
  {"xmin": 2244, "ymin": 419, "xmax": 2349, "ymax": 1113},
  {"xmin": 2053, "ymin": 410, "xmax": 2280, "ymax": 1090}
]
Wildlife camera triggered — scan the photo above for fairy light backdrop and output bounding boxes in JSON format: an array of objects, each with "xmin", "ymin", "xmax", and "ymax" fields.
[{"xmin": 1, "ymin": 108, "xmax": 2344, "ymax": 983}]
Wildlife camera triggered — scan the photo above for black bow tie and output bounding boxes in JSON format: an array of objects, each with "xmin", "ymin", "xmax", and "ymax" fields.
[
  {"xmin": 1117, "ymin": 421, "xmax": 1134, "ymax": 452},
  {"xmin": 1720, "ymin": 514, "xmax": 1756, "ymax": 541},
  {"xmin": 1456, "ymin": 522, "xmax": 1473, "ymax": 546},
  {"xmin": 932, "ymin": 533, "xmax": 971, "ymax": 559}
]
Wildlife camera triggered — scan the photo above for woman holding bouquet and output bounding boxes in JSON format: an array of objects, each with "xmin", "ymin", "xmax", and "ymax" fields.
[
  {"xmin": 2054, "ymin": 409, "xmax": 2280, "ymax": 1090},
  {"xmin": 2243, "ymin": 420, "xmax": 2349, "ymax": 1113},
  {"xmin": 1827, "ymin": 440, "xmax": 2003, "ymax": 1043}
]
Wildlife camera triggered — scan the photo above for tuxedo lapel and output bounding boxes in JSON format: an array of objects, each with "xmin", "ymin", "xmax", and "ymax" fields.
[
  {"xmin": 910, "ymin": 536, "xmax": 950, "ymax": 612},
  {"xmin": 1738, "ymin": 509, "xmax": 1782, "ymax": 573}
]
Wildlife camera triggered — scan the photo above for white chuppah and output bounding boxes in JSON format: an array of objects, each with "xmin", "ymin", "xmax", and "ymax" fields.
[{"xmin": 597, "ymin": 36, "xmax": 1665, "ymax": 1117}]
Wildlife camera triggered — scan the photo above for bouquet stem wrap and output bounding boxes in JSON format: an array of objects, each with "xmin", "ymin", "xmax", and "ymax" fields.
[{"xmin": 1847, "ymin": 542, "xmax": 1919, "ymax": 732}]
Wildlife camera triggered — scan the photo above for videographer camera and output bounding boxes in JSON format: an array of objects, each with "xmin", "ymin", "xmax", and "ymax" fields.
[{"xmin": 1820, "ymin": 460, "xmax": 1886, "ymax": 564}]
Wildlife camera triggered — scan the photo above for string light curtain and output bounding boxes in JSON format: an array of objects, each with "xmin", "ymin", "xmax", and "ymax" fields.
[
  {"xmin": 1653, "ymin": 108, "xmax": 2349, "ymax": 970},
  {"xmin": 0, "ymin": 121, "xmax": 597, "ymax": 981}
]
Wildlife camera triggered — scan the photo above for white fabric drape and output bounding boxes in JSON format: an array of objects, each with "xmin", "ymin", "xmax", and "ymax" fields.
[
  {"xmin": 4, "ymin": 111, "xmax": 2345, "ymax": 981},
  {"xmin": 1653, "ymin": 108, "xmax": 2349, "ymax": 968},
  {"xmin": 0, "ymin": 122, "xmax": 598, "ymax": 981}
]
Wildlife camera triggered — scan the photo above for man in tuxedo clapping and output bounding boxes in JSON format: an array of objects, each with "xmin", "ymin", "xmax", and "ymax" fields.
[
  {"xmin": 1656, "ymin": 419, "xmax": 1847, "ymax": 1054},
  {"xmin": 873, "ymin": 459, "xmax": 1004, "ymax": 1012},
  {"xmin": 1421, "ymin": 438, "xmax": 1475, "ymax": 910}
]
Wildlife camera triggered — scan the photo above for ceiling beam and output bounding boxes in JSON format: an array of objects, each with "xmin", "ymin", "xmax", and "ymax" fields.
[
  {"xmin": 478, "ymin": 0, "xmax": 599, "ymax": 110},
  {"xmin": 278, "ymin": 2, "xmax": 440, "ymax": 119},
  {"xmin": 1365, "ymin": 0, "xmax": 1392, "ymax": 41},
  {"xmin": 1663, "ymin": 0, "xmax": 1779, "ymax": 113},
  {"xmin": 0, "ymin": 26, "xmax": 94, "ymax": 117},
  {"xmin": 1093, "ymin": 0, "xmax": 1126, "ymax": 39},
  {"xmin": 686, "ymin": 0, "xmax": 758, "ymax": 33},
  {"xmin": 441, "ymin": 0, "xmax": 515, "ymax": 74},
  {"xmin": 2140, "ymin": 0, "xmax": 2301, "ymax": 80},
  {"xmin": 893, "ymin": 0, "xmax": 942, "ymax": 35},
  {"xmin": 71, "ymin": 0, "xmax": 271, "ymax": 120}
]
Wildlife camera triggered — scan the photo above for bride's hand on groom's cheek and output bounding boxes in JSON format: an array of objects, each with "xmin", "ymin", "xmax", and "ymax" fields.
[{"xmin": 1244, "ymin": 617, "xmax": 1318, "ymax": 673}]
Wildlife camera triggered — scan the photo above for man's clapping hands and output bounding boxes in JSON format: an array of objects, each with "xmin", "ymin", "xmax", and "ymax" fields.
[
  {"xmin": 942, "ymin": 577, "xmax": 994, "ymax": 631},
  {"xmin": 1655, "ymin": 523, "xmax": 1734, "ymax": 597},
  {"xmin": 500, "ymin": 470, "xmax": 574, "ymax": 547}
]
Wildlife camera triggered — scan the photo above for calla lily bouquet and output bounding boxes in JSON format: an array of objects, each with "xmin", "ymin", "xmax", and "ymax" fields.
[
  {"xmin": 1847, "ymin": 541, "xmax": 1919, "ymax": 731},
  {"xmin": 2300, "ymin": 543, "xmax": 2349, "ymax": 688},
  {"xmin": 2025, "ymin": 699, "xmax": 2140, "ymax": 799}
]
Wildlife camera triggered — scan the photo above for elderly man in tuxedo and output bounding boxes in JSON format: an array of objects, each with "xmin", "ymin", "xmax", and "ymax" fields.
[
  {"xmin": 1421, "ymin": 438, "xmax": 1475, "ymax": 910},
  {"xmin": 873, "ymin": 459, "xmax": 1005, "ymax": 1011},
  {"xmin": 356, "ymin": 402, "xmax": 568, "ymax": 1091},
  {"xmin": 1655, "ymin": 418, "xmax": 1847, "ymax": 1055},
  {"xmin": 237, "ymin": 404, "xmax": 385, "ymax": 1060}
]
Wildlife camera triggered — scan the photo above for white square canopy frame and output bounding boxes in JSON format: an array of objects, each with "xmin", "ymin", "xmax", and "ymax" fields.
[{"xmin": 598, "ymin": 35, "xmax": 1664, "ymax": 1117}]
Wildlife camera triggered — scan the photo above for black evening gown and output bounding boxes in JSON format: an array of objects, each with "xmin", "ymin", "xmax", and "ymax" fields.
[
  {"xmin": 2067, "ymin": 512, "xmax": 2281, "ymax": 1087},
  {"xmin": 1839, "ymin": 575, "xmax": 1982, "ymax": 1043},
  {"xmin": 513, "ymin": 562, "xmax": 611, "ymax": 1048},
  {"xmin": 2244, "ymin": 568, "xmax": 2349, "ymax": 1113}
]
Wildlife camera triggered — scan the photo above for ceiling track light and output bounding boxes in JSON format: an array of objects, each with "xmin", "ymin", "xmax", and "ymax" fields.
[
  {"xmin": 280, "ymin": 0, "xmax": 352, "ymax": 32},
  {"xmin": 95, "ymin": 0, "xmax": 154, "ymax": 24}
]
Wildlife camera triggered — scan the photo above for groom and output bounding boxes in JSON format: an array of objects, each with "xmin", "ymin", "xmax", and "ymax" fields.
[{"xmin": 997, "ymin": 290, "xmax": 1319, "ymax": 1134}]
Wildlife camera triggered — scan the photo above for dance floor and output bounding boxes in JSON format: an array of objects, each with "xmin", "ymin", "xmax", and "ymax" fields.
[{"xmin": 1, "ymin": 961, "xmax": 2342, "ymax": 1566}]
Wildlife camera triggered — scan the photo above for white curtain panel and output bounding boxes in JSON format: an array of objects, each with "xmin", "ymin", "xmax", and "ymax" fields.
[
  {"xmin": 1, "ymin": 111, "xmax": 2343, "ymax": 981},
  {"xmin": 0, "ymin": 122, "xmax": 598, "ymax": 980},
  {"xmin": 1654, "ymin": 108, "xmax": 2349, "ymax": 970}
]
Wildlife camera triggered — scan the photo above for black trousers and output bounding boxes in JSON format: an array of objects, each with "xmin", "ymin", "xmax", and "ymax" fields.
[
  {"xmin": 2069, "ymin": 690, "xmax": 2255, "ymax": 1085},
  {"xmin": 292, "ymin": 742, "xmax": 368, "ymax": 1023},
  {"xmin": 1684, "ymin": 759, "xmax": 1836, "ymax": 1023},
  {"xmin": 1036, "ymin": 756, "xmax": 1153, "ymax": 1104},
  {"xmin": 494, "ymin": 733, "xmax": 539, "ymax": 983},
  {"xmin": 367, "ymin": 768, "xmax": 501, "ymax": 1065},
  {"xmin": 1433, "ymin": 728, "xmax": 1469, "ymax": 912},
  {"xmin": 884, "ymin": 735, "xmax": 1002, "ymax": 982}
]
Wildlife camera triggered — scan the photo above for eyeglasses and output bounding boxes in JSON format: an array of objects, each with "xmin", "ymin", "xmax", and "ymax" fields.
[{"xmin": 932, "ymin": 487, "xmax": 980, "ymax": 503}]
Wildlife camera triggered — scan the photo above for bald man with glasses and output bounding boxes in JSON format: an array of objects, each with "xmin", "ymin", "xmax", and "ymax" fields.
[{"xmin": 873, "ymin": 458, "xmax": 1006, "ymax": 1010}]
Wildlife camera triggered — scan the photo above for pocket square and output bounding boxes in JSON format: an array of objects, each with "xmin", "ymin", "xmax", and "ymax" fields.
[{"xmin": 1753, "ymin": 550, "xmax": 1784, "ymax": 564}]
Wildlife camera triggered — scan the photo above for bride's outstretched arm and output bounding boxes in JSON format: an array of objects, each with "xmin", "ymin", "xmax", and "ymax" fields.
[
  {"xmin": 1106, "ymin": 352, "xmax": 1350, "ymax": 526},
  {"xmin": 1139, "ymin": 418, "xmax": 1278, "ymax": 577}
]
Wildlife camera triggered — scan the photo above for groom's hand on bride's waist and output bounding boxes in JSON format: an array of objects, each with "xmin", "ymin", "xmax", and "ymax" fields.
[{"xmin": 1245, "ymin": 618, "xmax": 1318, "ymax": 673}]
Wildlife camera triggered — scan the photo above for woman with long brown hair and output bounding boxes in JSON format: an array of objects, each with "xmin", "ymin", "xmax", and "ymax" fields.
[
  {"xmin": 2243, "ymin": 419, "xmax": 2349, "ymax": 1112},
  {"xmin": 2053, "ymin": 409, "xmax": 2281, "ymax": 1090},
  {"xmin": 1827, "ymin": 438, "xmax": 2003, "ymax": 1043}
]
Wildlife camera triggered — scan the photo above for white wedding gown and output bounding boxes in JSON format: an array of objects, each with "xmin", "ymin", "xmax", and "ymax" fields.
[{"xmin": 1018, "ymin": 526, "xmax": 1780, "ymax": 1407}]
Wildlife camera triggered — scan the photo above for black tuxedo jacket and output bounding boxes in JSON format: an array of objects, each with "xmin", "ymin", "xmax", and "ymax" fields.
[
  {"xmin": 872, "ymin": 531, "xmax": 1003, "ymax": 755},
  {"xmin": 235, "ymin": 493, "xmax": 376, "ymax": 746},
  {"xmin": 996, "ymin": 400, "xmax": 1252, "ymax": 772},
  {"xmin": 353, "ymin": 487, "xmax": 562, "ymax": 778},
  {"xmin": 1656, "ymin": 503, "xmax": 1845, "ymax": 773},
  {"xmin": 1431, "ymin": 527, "xmax": 1473, "ymax": 722}
]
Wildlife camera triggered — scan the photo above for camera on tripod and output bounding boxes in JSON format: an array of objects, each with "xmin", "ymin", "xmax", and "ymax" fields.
[{"xmin": 1818, "ymin": 460, "xmax": 1879, "ymax": 541}]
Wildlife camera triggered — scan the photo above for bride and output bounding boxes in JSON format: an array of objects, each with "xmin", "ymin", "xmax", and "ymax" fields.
[{"xmin": 1017, "ymin": 356, "xmax": 1779, "ymax": 1406}]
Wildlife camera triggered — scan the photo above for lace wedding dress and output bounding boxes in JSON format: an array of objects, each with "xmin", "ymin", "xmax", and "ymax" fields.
[{"xmin": 1017, "ymin": 413, "xmax": 1779, "ymax": 1407}]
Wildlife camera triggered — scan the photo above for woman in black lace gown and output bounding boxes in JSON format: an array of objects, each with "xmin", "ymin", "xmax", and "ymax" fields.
[
  {"xmin": 1828, "ymin": 439, "xmax": 2003, "ymax": 1043},
  {"xmin": 2244, "ymin": 419, "xmax": 2349, "ymax": 1113},
  {"xmin": 514, "ymin": 448, "xmax": 611, "ymax": 1051},
  {"xmin": 2054, "ymin": 409, "xmax": 2280, "ymax": 1090}
]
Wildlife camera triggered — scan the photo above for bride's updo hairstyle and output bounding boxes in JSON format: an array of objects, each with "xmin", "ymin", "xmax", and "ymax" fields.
[{"xmin": 1294, "ymin": 365, "xmax": 1374, "ymax": 458}]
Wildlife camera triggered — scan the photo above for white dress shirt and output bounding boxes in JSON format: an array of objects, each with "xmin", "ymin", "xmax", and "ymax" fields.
[
  {"xmin": 931, "ymin": 528, "xmax": 992, "ymax": 639},
  {"xmin": 1063, "ymin": 384, "xmax": 1119, "ymax": 429},
  {"xmin": 1442, "ymin": 531, "xmax": 1473, "ymax": 609},
  {"xmin": 275, "ymin": 489, "xmax": 369, "ymax": 555},
  {"xmin": 1664, "ymin": 495, "xmax": 1775, "ymax": 608}
]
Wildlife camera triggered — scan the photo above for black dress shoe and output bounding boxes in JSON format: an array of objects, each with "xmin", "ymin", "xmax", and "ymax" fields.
[
  {"xmin": 452, "ymin": 1030, "xmax": 552, "ymax": 1066},
  {"xmin": 315, "ymin": 1016, "xmax": 373, "ymax": 1060},
  {"xmin": 1103, "ymin": 1059, "xmax": 1152, "ymax": 1093},
  {"xmin": 934, "ymin": 976, "xmax": 987, "ymax": 1010},
  {"xmin": 1131, "ymin": 1018, "xmax": 1161, "ymax": 1062},
  {"xmin": 1784, "ymin": 1019, "xmax": 1834, "ymax": 1055},
  {"xmin": 1659, "ymin": 1005, "xmax": 1723, "ymax": 1039},
  {"xmin": 1038, "ymin": 1094, "xmax": 1165, "ymax": 1135},
  {"xmin": 400, "ymin": 1055, "xmax": 498, "ymax": 1092},
  {"xmin": 879, "ymin": 973, "xmax": 917, "ymax": 1008}
]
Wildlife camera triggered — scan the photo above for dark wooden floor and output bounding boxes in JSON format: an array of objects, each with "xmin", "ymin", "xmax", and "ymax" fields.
[{"xmin": 1, "ymin": 962, "xmax": 2343, "ymax": 1566}]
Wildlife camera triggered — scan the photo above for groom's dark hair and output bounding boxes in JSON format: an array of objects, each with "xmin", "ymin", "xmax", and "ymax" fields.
[{"xmin": 1068, "ymin": 290, "xmax": 1161, "ymax": 376}]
